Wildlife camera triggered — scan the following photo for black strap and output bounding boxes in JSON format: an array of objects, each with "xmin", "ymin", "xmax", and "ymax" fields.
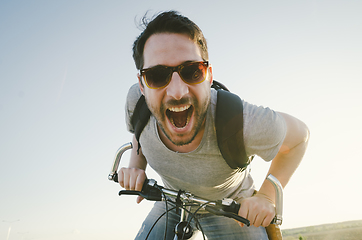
[
  {"xmin": 130, "ymin": 95, "xmax": 151, "ymax": 154},
  {"xmin": 211, "ymin": 80, "xmax": 229, "ymax": 91},
  {"xmin": 215, "ymin": 90, "xmax": 251, "ymax": 169}
]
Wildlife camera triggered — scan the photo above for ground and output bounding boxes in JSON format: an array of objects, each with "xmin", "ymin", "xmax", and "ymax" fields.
[{"xmin": 282, "ymin": 220, "xmax": 362, "ymax": 240}]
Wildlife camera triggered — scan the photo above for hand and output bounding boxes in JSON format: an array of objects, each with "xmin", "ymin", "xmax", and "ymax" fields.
[
  {"xmin": 238, "ymin": 193, "xmax": 275, "ymax": 227},
  {"xmin": 118, "ymin": 167, "xmax": 146, "ymax": 204}
]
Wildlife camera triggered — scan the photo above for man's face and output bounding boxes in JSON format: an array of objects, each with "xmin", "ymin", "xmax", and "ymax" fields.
[{"xmin": 139, "ymin": 33, "xmax": 213, "ymax": 147}]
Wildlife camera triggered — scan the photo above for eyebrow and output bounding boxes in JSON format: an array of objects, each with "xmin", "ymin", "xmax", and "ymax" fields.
[{"xmin": 142, "ymin": 60, "xmax": 198, "ymax": 70}]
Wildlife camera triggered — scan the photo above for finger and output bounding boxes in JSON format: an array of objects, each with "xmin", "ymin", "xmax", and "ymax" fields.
[
  {"xmin": 247, "ymin": 207, "xmax": 257, "ymax": 227},
  {"xmin": 122, "ymin": 168, "xmax": 131, "ymax": 190},
  {"xmin": 238, "ymin": 202, "xmax": 249, "ymax": 228},
  {"xmin": 238, "ymin": 202, "xmax": 249, "ymax": 219},
  {"xmin": 135, "ymin": 173, "xmax": 146, "ymax": 192},
  {"xmin": 118, "ymin": 168, "xmax": 125, "ymax": 188},
  {"xmin": 234, "ymin": 219, "xmax": 244, "ymax": 228},
  {"xmin": 254, "ymin": 213, "xmax": 265, "ymax": 227},
  {"xmin": 262, "ymin": 212, "xmax": 275, "ymax": 227},
  {"xmin": 136, "ymin": 196, "xmax": 144, "ymax": 204},
  {"xmin": 118, "ymin": 175, "xmax": 124, "ymax": 187},
  {"xmin": 129, "ymin": 172, "xmax": 136, "ymax": 190},
  {"xmin": 128, "ymin": 169, "xmax": 145, "ymax": 190}
]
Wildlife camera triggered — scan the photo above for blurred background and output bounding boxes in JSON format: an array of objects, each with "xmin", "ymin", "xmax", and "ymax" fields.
[{"xmin": 1, "ymin": 1, "xmax": 361, "ymax": 239}]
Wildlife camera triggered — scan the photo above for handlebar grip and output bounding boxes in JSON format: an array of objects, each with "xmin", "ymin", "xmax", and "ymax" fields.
[
  {"xmin": 205, "ymin": 206, "xmax": 250, "ymax": 226},
  {"xmin": 112, "ymin": 173, "xmax": 118, "ymax": 183}
]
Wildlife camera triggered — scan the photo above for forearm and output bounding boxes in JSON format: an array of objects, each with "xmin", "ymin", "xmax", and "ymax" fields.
[
  {"xmin": 258, "ymin": 140, "xmax": 308, "ymax": 201},
  {"xmin": 129, "ymin": 135, "xmax": 147, "ymax": 170}
]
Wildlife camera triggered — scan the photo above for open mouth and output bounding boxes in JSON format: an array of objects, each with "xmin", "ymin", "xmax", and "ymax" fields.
[{"xmin": 166, "ymin": 105, "xmax": 193, "ymax": 129}]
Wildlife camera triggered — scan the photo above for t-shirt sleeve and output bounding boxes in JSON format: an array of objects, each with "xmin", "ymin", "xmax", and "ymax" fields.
[
  {"xmin": 125, "ymin": 83, "xmax": 143, "ymax": 133},
  {"xmin": 243, "ymin": 101, "xmax": 287, "ymax": 161}
]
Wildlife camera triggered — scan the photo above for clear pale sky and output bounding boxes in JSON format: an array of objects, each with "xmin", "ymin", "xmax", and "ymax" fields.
[{"xmin": 1, "ymin": 1, "xmax": 361, "ymax": 239}]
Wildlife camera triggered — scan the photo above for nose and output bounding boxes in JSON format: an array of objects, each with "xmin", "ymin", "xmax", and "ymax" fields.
[{"xmin": 166, "ymin": 72, "xmax": 189, "ymax": 100}]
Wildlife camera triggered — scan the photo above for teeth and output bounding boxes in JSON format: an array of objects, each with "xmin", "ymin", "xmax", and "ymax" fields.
[{"xmin": 168, "ymin": 104, "xmax": 191, "ymax": 112}]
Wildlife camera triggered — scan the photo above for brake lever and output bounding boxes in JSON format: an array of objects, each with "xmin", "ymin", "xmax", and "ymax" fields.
[
  {"xmin": 119, "ymin": 190, "xmax": 141, "ymax": 196},
  {"xmin": 118, "ymin": 179, "xmax": 163, "ymax": 202}
]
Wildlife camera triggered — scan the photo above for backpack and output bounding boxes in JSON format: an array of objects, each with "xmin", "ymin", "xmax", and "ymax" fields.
[{"xmin": 130, "ymin": 80, "xmax": 253, "ymax": 170}]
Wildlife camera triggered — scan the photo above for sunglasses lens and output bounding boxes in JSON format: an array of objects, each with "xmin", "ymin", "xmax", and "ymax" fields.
[
  {"xmin": 180, "ymin": 62, "xmax": 207, "ymax": 84},
  {"xmin": 144, "ymin": 67, "xmax": 171, "ymax": 88}
]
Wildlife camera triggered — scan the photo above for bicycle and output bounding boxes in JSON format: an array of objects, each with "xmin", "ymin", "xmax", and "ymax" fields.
[{"xmin": 109, "ymin": 142, "xmax": 284, "ymax": 240}]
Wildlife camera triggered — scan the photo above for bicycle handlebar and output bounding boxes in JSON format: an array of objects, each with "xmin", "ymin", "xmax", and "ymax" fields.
[
  {"xmin": 119, "ymin": 178, "xmax": 251, "ymax": 226},
  {"xmin": 109, "ymin": 142, "xmax": 283, "ymax": 226},
  {"xmin": 108, "ymin": 142, "xmax": 132, "ymax": 182}
]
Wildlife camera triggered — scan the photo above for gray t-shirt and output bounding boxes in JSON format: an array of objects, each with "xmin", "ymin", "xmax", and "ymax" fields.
[{"xmin": 125, "ymin": 84, "xmax": 286, "ymax": 202}]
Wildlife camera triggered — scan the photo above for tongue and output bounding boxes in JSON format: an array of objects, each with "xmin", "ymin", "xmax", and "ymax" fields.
[{"xmin": 170, "ymin": 110, "xmax": 188, "ymax": 128}]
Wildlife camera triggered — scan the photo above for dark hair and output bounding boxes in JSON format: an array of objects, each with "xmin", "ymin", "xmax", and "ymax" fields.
[{"xmin": 132, "ymin": 11, "xmax": 209, "ymax": 70}]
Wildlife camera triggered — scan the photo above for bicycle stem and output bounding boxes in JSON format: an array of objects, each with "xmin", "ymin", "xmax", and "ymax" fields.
[{"xmin": 161, "ymin": 189, "xmax": 216, "ymax": 207}]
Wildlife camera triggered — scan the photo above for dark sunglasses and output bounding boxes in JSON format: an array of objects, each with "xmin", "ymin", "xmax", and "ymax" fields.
[{"xmin": 140, "ymin": 61, "xmax": 209, "ymax": 89}]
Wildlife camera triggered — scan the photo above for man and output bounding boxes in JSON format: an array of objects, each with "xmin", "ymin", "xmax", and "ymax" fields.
[{"xmin": 119, "ymin": 11, "xmax": 309, "ymax": 239}]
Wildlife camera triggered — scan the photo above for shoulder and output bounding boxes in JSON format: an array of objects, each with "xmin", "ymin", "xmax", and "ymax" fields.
[
  {"xmin": 127, "ymin": 83, "xmax": 142, "ymax": 106},
  {"xmin": 243, "ymin": 101, "xmax": 286, "ymax": 129}
]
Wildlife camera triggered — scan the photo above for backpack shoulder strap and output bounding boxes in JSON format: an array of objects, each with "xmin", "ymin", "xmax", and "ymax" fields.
[
  {"xmin": 215, "ymin": 88, "xmax": 252, "ymax": 170},
  {"xmin": 130, "ymin": 95, "xmax": 151, "ymax": 154}
]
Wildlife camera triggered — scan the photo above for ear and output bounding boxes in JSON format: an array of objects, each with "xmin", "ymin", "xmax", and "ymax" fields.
[
  {"xmin": 137, "ymin": 73, "xmax": 145, "ymax": 95},
  {"xmin": 207, "ymin": 65, "xmax": 213, "ymax": 85}
]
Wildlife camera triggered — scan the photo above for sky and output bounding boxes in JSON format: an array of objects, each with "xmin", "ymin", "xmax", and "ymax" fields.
[{"xmin": 1, "ymin": 0, "xmax": 361, "ymax": 239}]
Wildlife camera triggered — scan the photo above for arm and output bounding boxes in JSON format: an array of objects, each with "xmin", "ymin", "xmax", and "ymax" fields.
[
  {"xmin": 118, "ymin": 135, "xmax": 148, "ymax": 203},
  {"xmin": 238, "ymin": 112, "xmax": 310, "ymax": 227},
  {"xmin": 259, "ymin": 112, "xmax": 309, "ymax": 200}
]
